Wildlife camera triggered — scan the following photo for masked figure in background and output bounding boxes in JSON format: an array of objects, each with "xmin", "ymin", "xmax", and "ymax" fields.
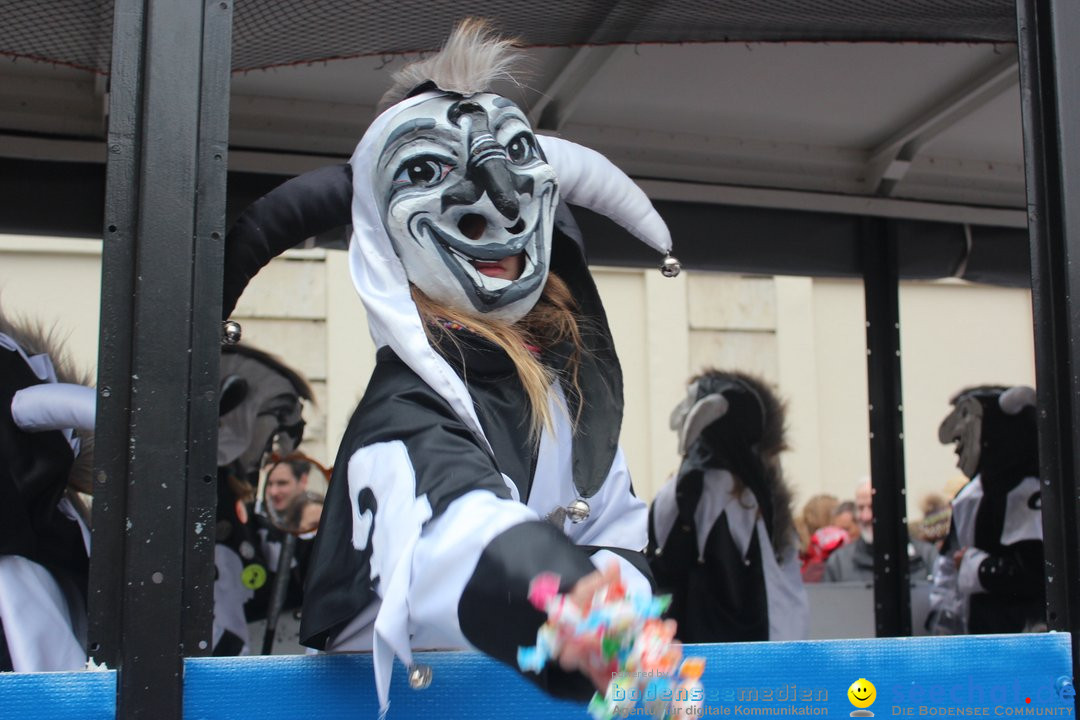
[
  {"xmin": 930, "ymin": 385, "xmax": 1044, "ymax": 634},
  {"xmin": 0, "ymin": 312, "xmax": 95, "ymax": 671},
  {"xmin": 213, "ymin": 343, "xmax": 312, "ymax": 655},
  {"xmin": 648, "ymin": 370, "xmax": 808, "ymax": 642},
  {"xmin": 220, "ymin": 19, "xmax": 679, "ymax": 707}
]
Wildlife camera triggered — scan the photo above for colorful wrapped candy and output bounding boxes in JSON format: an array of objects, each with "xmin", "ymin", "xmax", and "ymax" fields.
[{"xmin": 517, "ymin": 572, "xmax": 706, "ymax": 719}]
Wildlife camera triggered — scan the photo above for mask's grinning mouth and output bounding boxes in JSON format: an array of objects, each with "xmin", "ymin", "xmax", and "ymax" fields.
[
  {"xmin": 407, "ymin": 182, "xmax": 556, "ymax": 308},
  {"xmin": 436, "ymin": 231, "xmax": 534, "ymax": 290}
]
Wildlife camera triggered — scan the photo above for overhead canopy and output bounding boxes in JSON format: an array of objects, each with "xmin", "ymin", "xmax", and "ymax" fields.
[
  {"xmin": 2, "ymin": 1, "xmax": 1017, "ymax": 73},
  {"xmin": 0, "ymin": 0, "xmax": 1031, "ymax": 286}
]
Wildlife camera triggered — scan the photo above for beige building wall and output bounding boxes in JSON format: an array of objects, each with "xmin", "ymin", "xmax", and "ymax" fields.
[
  {"xmin": 0, "ymin": 235, "xmax": 102, "ymax": 376},
  {"xmin": 0, "ymin": 234, "xmax": 1036, "ymax": 519}
]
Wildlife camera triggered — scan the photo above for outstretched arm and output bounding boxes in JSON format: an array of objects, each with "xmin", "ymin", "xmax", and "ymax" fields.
[{"xmin": 304, "ymin": 380, "xmax": 640, "ymax": 704}]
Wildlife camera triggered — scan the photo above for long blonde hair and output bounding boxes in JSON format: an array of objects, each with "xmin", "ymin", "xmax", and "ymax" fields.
[{"xmin": 412, "ymin": 273, "xmax": 584, "ymax": 441}]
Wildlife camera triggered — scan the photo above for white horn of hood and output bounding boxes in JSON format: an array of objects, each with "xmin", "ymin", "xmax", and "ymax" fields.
[
  {"xmin": 536, "ymin": 135, "xmax": 671, "ymax": 255},
  {"xmin": 999, "ymin": 385, "xmax": 1037, "ymax": 415},
  {"xmin": 12, "ymin": 383, "xmax": 96, "ymax": 433}
]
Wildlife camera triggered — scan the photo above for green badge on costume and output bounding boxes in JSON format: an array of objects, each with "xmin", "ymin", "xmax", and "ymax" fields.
[{"xmin": 241, "ymin": 563, "xmax": 267, "ymax": 590}]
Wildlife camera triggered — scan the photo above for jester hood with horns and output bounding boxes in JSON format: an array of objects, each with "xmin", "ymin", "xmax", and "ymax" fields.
[
  {"xmin": 648, "ymin": 370, "xmax": 808, "ymax": 643},
  {"xmin": 0, "ymin": 311, "xmax": 96, "ymax": 672},
  {"xmin": 221, "ymin": 19, "xmax": 677, "ymax": 709},
  {"xmin": 930, "ymin": 385, "xmax": 1044, "ymax": 635}
]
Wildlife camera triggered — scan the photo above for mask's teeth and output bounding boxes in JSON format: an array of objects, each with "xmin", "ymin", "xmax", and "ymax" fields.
[
  {"xmin": 478, "ymin": 273, "xmax": 512, "ymax": 291},
  {"xmin": 448, "ymin": 245, "xmax": 472, "ymax": 262}
]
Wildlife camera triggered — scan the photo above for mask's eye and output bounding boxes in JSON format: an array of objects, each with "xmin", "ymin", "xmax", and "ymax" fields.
[
  {"xmin": 506, "ymin": 132, "xmax": 537, "ymax": 165},
  {"xmin": 393, "ymin": 156, "xmax": 453, "ymax": 189}
]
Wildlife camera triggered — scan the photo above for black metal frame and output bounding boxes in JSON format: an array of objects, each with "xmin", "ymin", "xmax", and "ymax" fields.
[
  {"xmin": 1016, "ymin": 0, "xmax": 1080, "ymax": 686},
  {"xmin": 89, "ymin": 0, "xmax": 231, "ymax": 717},
  {"xmin": 861, "ymin": 218, "xmax": 912, "ymax": 637},
  {"xmin": 78, "ymin": 0, "xmax": 1075, "ymax": 716}
]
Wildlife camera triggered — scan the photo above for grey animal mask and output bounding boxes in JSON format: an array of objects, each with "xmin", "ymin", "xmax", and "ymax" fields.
[
  {"xmin": 938, "ymin": 394, "xmax": 985, "ymax": 479},
  {"xmin": 938, "ymin": 385, "xmax": 1037, "ymax": 479}
]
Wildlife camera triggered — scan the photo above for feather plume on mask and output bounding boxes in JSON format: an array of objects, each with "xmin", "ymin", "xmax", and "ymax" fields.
[{"xmin": 377, "ymin": 18, "xmax": 525, "ymax": 113}]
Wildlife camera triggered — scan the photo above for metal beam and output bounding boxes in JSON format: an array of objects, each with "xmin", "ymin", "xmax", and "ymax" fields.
[
  {"xmin": 527, "ymin": 0, "xmax": 656, "ymax": 131},
  {"xmin": 89, "ymin": 0, "xmax": 231, "ymax": 718},
  {"xmin": 183, "ymin": 0, "xmax": 234, "ymax": 659},
  {"xmin": 865, "ymin": 54, "xmax": 1018, "ymax": 196},
  {"xmin": 0, "ymin": 74, "xmax": 101, "ymax": 137},
  {"xmin": 0, "ymin": 129, "xmax": 1029, "ymax": 230},
  {"xmin": 861, "ymin": 218, "xmax": 912, "ymax": 637},
  {"xmin": 529, "ymin": 46, "xmax": 620, "ymax": 131},
  {"xmin": 1015, "ymin": 0, "xmax": 1080, "ymax": 688},
  {"xmin": 230, "ymin": 94, "xmax": 371, "ymax": 155},
  {"xmin": 560, "ymin": 121, "xmax": 1025, "ymax": 204},
  {"xmin": 637, "ymin": 179, "xmax": 1028, "ymax": 228}
]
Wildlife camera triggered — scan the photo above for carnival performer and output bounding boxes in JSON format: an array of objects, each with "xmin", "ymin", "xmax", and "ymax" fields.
[
  {"xmin": 219, "ymin": 18, "xmax": 680, "ymax": 708},
  {"xmin": 931, "ymin": 385, "xmax": 1044, "ymax": 634},
  {"xmin": 648, "ymin": 370, "xmax": 808, "ymax": 642},
  {"xmin": 0, "ymin": 312, "xmax": 95, "ymax": 671},
  {"xmin": 213, "ymin": 343, "xmax": 313, "ymax": 655}
]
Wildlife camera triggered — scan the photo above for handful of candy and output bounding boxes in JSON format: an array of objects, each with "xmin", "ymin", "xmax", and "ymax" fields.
[{"xmin": 517, "ymin": 571, "xmax": 706, "ymax": 719}]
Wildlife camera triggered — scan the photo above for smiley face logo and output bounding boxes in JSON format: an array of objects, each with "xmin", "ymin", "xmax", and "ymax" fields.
[{"xmin": 848, "ymin": 678, "xmax": 876, "ymax": 716}]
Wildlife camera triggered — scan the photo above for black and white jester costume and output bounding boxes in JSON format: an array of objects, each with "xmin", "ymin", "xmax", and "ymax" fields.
[
  {"xmin": 647, "ymin": 371, "xmax": 808, "ymax": 643},
  {"xmin": 212, "ymin": 344, "xmax": 312, "ymax": 656},
  {"xmin": 0, "ymin": 320, "xmax": 96, "ymax": 671},
  {"xmin": 931, "ymin": 385, "xmax": 1044, "ymax": 634},
  {"xmin": 221, "ymin": 81, "xmax": 677, "ymax": 708}
]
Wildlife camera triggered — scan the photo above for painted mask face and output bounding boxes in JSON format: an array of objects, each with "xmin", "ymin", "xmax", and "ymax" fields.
[
  {"xmin": 374, "ymin": 93, "xmax": 559, "ymax": 323},
  {"xmin": 938, "ymin": 395, "xmax": 984, "ymax": 479}
]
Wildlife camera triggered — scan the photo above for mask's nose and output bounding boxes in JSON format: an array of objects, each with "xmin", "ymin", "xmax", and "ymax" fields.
[
  {"xmin": 441, "ymin": 105, "xmax": 522, "ymax": 222},
  {"xmin": 467, "ymin": 133, "xmax": 519, "ymax": 220}
]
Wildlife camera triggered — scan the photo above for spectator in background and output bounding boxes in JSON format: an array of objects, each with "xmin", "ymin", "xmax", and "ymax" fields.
[
  {"xmin": 912, "ymin": 493, "xmax": 951, "ymax": 550},
  {"xmin": 265, "ymin": 457, "xmax": 311, "ymax": 527},
  {"xmin": 832, "ymin": 500, "xmax": 860, "ymax": 542},
  {"xmin": 246, "ymin": 458, "xmax": 326, "ymax": 633},
  {"xmin": 802, "ymin": 501, "xmax": 858, "ymax": 582},
  {"xmin": 796, "ymin": 494, "xmax": 839, "ymax": 552},
  {"xmin": 823, "ymin": 479, "xmax": 937, "ymax": 583}
]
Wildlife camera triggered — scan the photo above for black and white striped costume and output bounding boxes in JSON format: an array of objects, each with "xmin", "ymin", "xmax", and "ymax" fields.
[
  {"xmin": 647, "ymin": 371, "xmax": 808, "ymax": 643},
  {"xmin": 931, "ymin": 385, "xmax": 1044, "ymax": 634}
]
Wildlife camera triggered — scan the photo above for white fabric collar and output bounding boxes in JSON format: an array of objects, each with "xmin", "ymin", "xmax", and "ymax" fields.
[{"xmin": 348, "ymin": 91, "xmax": 492, "ymax": 451}]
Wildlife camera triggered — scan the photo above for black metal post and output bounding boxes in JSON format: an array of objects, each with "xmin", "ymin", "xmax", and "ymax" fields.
[
  {"xmin": 87, "ymin": 0, "xmax": 144, "ymax": 671},
  {"xmin": 89, "ymin": 0, "xmax": 232, "ymax": 717},
  {"xmin": 184, "ymin": 0, "xmax": 235, "ymax": 658},
  {"xmin": 861, "ymin": 218, "xmax": 912, "ymax": 637},
  {"xmin": 1015, "ymin": 0, "xmax": 1080, "ymax": 677},
  {"xmin": 261, "ymin": 533, "xmax": 298, "ymax": 656}
]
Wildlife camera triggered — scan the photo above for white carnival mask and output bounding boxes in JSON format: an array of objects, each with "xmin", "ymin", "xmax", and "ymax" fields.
[{"xmin": 373, "ymin": 92, "xmax": 559, "ymax": 323}]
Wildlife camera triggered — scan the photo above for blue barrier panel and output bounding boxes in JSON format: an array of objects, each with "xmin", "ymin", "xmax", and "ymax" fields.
[
  {"xmin": 184, "ymin": 634, "xmax": 1075, "ymax": 720},
  {"xmin": 0, "ymin": 669, "xmax": 116, "ymax": 720}
]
